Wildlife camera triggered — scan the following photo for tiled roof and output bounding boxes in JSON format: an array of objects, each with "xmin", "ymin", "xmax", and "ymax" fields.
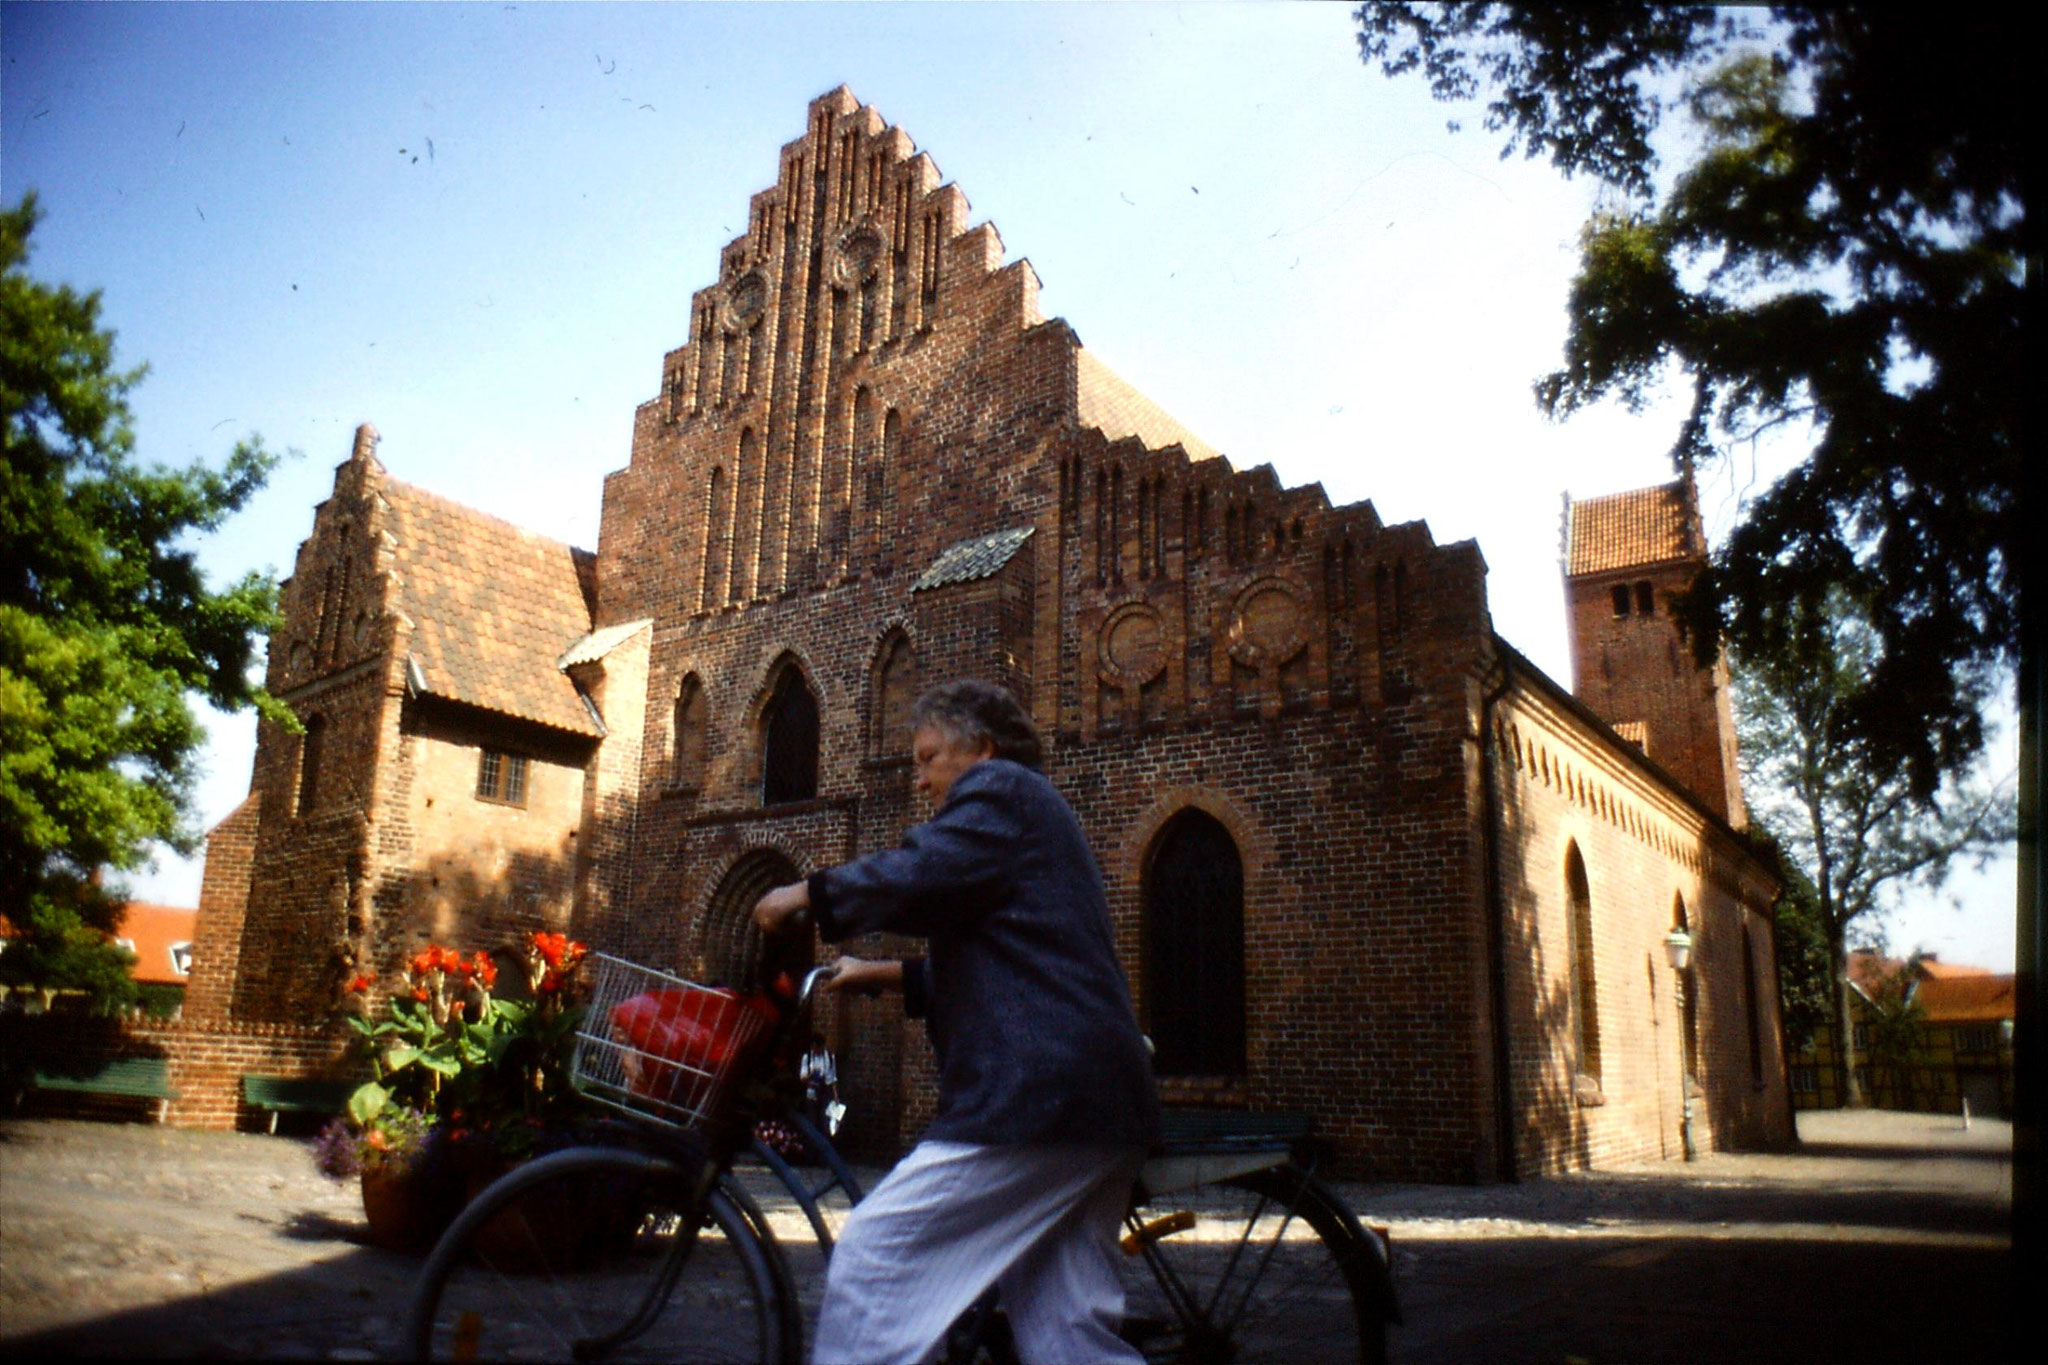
[
  {"xmin": 1074, "ymin": 348, "xmax": 1220, "ymax": 463},
  {"xmin": 1915, "ymin": 974, "xmax": 2014, "ymax": 1024},
  {"xmin": 383, "ymin": 480, "xmax": 601, "ymax": 736},
  {"xmin": 1566, "ymin": 481, "xmax": 1697, "ymax": 577},
  {"xmin": 559, "ymin": 619, "xmax": 653, "ymax": 670},
  {"xmin": 1916, "ymin": 957, "xmax": 1994, "ymax": 979},
  {"xmin": 113, "ymin": 902, "xmax": 196, "ymax": 984},
  {"xmin": 914, "ymin": 526, "xmax": 1035, "ymax": 593}
]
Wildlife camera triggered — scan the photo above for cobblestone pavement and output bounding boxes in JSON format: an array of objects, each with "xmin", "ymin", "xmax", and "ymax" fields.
[{"xmin": 0, "ymin": 1109, "xmax": 2011, "ymax": 1362}]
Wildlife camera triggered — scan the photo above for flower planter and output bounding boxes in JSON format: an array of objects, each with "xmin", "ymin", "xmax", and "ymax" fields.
[
  {"xmin": 462, "ymin": 1158, "xmax": 644, "ymax": 1274},
  {"xmin": 360, "ymin": 1155, "xmax": 464, "ymax": 1253}
]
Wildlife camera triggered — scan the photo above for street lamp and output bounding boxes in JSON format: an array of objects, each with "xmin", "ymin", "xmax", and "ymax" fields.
[{"xmin": 1664, "ymin": 928, "xmax": 1697, "ymax": 1159}]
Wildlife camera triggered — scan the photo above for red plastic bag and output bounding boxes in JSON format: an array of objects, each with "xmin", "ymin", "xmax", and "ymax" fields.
[{"xmin": 610, "ymin": 987, "xmax": 775, "ymax": 1109}]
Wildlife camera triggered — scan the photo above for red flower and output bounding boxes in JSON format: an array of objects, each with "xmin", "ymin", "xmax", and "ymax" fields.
[
  {"xmin": 345, "ymin": 973, "xmax": 376, "ymax": 994},
  {"xmin": 412, "ymin": 985, "xmax": 431, "ymax": 1003},
  {"xmin": 529, "ymin": 931, "xmax": 567, "ymax": 969},
  {"xmin": 471, "ymin": 950, "xmax": 498, "ymax": 990}
]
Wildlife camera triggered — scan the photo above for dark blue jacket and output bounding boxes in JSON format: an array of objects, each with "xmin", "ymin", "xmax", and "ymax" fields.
[{"xmin": 809, "ymin": 759, "xmax": 1160, "ymax": 1147}]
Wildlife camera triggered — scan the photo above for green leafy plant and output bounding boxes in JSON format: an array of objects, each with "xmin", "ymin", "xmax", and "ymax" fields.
[{"xmin": 342, "ymin": 933, "xmax": 592, "ymax": 1159}]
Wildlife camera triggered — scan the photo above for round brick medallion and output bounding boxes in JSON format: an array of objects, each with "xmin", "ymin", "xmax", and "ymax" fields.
[
  {"xmin": 833, "ymin": 224, "xmax": 885, "ymax": 287},
  {"xmin": 1227, "ymin": 579, "xmax": 1307, "ymax": 669},
  {"xmin": 723, "ymin": 272, "xmax": 768, "ymax": 329},
  {"xmin": 1099, "ymin": 603, "xmax": 1165, "ymax": 686}
]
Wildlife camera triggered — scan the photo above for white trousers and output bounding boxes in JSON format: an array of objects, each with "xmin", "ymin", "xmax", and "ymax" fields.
[{"xmin": 811, "ymin": 1140, "xmax": 1146, "ymax": 1365}]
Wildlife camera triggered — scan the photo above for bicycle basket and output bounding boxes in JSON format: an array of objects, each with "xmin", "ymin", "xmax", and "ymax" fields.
[{"xmin": 573, "ymin": 954, "xmax": 777, "ymax": 1132}]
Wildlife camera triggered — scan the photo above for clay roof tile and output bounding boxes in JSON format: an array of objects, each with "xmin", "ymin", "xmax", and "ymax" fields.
[{"xmin": 1566, "ymin": 481, "xmax": 1697, "ymax": 577}]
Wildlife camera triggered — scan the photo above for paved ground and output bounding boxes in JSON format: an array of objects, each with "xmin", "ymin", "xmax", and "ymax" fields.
[{"xmin": 0, "ymin": 1108, "xmax": 2012, "ymax": 1362}]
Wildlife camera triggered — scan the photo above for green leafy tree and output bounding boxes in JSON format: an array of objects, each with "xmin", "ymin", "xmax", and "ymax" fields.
[
  {"xmin": 1735, "ymin": 593, "xmax": 2013, "ymax": 1106},
  {"xmin": 1357, "ymin": 8, "xmax": 2023, "ymax": 801},
  {"xmin": 1, "ymin": 192, "xmax": 286, "ymax": 1012},
  {"xmin": 1859, "ymin": 955, "xmax": 1930, "ymax": 1111},
  {"xmin": 1744, "ymin": 828, "xmax": 1832, "ymax": 1056}
]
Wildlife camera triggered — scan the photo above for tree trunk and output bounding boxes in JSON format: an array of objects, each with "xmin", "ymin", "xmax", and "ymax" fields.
[{"xmin": 1832, "ymin": 935, "xmax": 1866, "ymax": 1108}]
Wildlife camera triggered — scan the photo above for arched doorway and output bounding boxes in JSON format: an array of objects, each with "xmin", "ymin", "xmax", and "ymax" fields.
[
  {"xmin": 1144, "ymin": 810, "xmax": 1246, "ymax": 1076},
  {"xmin": 699, "ymin": 850, "xmax": 810, "ymax": 988}
]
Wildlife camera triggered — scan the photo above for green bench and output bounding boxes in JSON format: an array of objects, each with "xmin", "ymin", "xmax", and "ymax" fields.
[
  {"xmin": 30, "ymin": 1055, "xmax": 180, "ymax": 1121},
  {"xmin": 242, "ymin": 1075, "xmax": 356, "ymax": 1133}
]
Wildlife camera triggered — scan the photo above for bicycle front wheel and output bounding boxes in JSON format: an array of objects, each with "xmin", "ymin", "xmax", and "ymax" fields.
[
  {"xmin": 1119, "ymin": 1165, "xmax": 1388, "ymax": 1365},
  {"xmin": 405, "ymin": 1147, "xmax": 798, "ymax": 1364}
]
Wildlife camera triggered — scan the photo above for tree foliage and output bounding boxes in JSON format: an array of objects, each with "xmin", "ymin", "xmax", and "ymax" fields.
[
  {"xmin": 1358, "ymin": 7, "xmax": 2024, "ymax": 799},
  {"xmin": 1, "ymin": 192, "xmax": 285, "ymax": 1006},
  {"xmin": 1736, "ymin": 592, "xmax": 2012, "ymax": 1101}
]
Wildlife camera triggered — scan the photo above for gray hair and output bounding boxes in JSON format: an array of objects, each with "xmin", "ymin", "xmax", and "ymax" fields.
[{"xmin": 911, "ymin": 679, "xmax": 1043, "ymax": 770}]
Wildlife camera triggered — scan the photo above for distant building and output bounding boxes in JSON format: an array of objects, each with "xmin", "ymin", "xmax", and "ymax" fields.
[
  {"xmin": 113, "ymin": 903, "xmax": 197, "ymax": 1004},
  {"xmin": 0, "ymin": 901, "xmax": 193, "ymax": 1004},
  {"xmin": 175, "ymin": 87, "xmax": 1789, "ymax": 1176},
  {"xmin": 1787, "ymin": 950, "xmax": 2015, "ymax": 1117}
]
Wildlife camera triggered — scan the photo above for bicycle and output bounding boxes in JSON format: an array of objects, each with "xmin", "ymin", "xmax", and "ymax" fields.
[
  {"xmin": 404, "ymin": 952, "xmax": 1396, "ymax": 1363},
  {"xmin": 404, "ymin": 952, "xmax": 829, "ymax": 1363}
]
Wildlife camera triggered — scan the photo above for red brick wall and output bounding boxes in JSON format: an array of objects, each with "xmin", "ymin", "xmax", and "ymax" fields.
[
  {"xmin": 1565, "ymin": 559, "xmax": 1747, "ymax": 827},
  {"xmin": 1489, "ymin": 677, "xmax": 1789, "ymax": 1173},
  {"xmin": 185, "ymin": 795, "xmax": 260, "ymax": 1027}
]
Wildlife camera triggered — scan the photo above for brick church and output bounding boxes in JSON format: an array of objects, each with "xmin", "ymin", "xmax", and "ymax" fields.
[{"xmin": 177, "ymin": 87, "xmax": 1790, "ymax": 1180}]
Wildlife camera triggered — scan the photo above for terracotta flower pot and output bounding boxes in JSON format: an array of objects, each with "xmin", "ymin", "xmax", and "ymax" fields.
[
  {"xmin": 360, "ymin": 1154, "xmax": 463, "ymax": 1253},
  {"xmin": 463, "ymin": 1156, "xmax": 647, "ymax": 1274}
]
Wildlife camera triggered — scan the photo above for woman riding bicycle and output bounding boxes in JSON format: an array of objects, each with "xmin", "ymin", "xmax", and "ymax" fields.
[{"xmin": 753, "ymin": 679, "xmax": 1160, "ymax": 1365}]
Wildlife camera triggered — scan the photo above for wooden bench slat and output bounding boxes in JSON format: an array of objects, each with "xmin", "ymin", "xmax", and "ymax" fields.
[
  {"xmin": 30, "ymin": 1056, "xmax": 179, "ymax": 1101},
  {"xmin": 241, "ymin": 1075, "xmax": 356, "ymax": 1112}
]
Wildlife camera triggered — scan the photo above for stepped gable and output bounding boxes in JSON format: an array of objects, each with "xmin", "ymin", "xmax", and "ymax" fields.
[
  {"xmin": 1565, "ymin": 480, "xmax": 1701, "ymax": 577},
  {"xmin": 645, "ymin": 85, "xmax": 1048, "ymax": 438},
  {"xmin": 382, "ymin": 480, "xmax": 600, "ymax": 736}
]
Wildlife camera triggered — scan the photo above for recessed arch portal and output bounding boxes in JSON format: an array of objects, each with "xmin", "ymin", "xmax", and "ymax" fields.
[
  {"xmin": 699, "ymin": 849, "xmax": 809, "ymax": 987},
  {"xmin": 1144, "ymin": 809, "xmax": 1247, "ymax": 1077}
]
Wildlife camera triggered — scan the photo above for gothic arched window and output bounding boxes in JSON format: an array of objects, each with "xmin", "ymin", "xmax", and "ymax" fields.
[
  {"xmin": 761, "ymin": 663, "xmax": 819, "ymax": 806},
  {"xmin": 1145, "ymin": 810, "xmax": 1247, "ymax": 1077},
  {"xmin": 1565, "ymin": 842, "xmax": 1602, "ymax": 1081},
  {"xmin": 672, "ymin": 674, "xmax": 707, "ymax": 788},
  {"xmin": 873, "ymin": 633, "xmax": 919, "ymax": 759}
]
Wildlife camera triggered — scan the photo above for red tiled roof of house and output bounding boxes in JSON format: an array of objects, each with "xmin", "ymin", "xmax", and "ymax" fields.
[
  {"xmin": 383, "ymin": 480, "xmax": 600, "ymax": 736},
  {"xmin": 1565, "ymin": 480, "xmax": 1699, "ymax": 577},
  {"xmin": 113, "ymin": 902, "xmax": 196, "ymax": 984},
  {"xmin": 1845, "ymin": 950, "xmax": 1903, "ymax": 995},
  {"xmin": 1915, "ymin": 974, "xmax": 2015, "ymax": 1024},
  {"xmin": 2, "ymin": 903, "xmax": 195, "ymax": 984},
  {"xmin": 1915, "ymin": 957, "xmax": 1995, "ymax": 979}
]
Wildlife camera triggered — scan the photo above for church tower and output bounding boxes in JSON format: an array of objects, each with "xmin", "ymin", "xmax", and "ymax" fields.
[{"xmin": 1562, "ymin": 477, "xmax": 1746, "ymax": 826}]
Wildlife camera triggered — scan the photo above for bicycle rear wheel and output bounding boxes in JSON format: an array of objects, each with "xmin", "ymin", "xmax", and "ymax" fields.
[
  {"xmin": 405, "ymin": 1147, "xmax": 798, "ymax": 1364},
  {"xmin": 1119, "ymin": 1165, "xmax": 1388, "ymax": 1365}
]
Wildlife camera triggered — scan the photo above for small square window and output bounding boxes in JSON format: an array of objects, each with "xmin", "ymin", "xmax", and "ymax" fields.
[
  {"xmin": 1635, "ymin": 581, "xmax": 1655, "ymax": 615},
  {"xmin": 168, "ymin": 942, "xmax": 194, "ymax": 976},
  {"xmin": 1610, "ymin": 585, "xmax": 1631, "ymax": 617},
  {"xmin": 477, "ymin": 750, "xmax": 529, "ymax": 807}
]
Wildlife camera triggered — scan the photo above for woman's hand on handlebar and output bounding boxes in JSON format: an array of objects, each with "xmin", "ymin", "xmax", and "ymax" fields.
[
  {"xmin": 753, "ymin": 880, "xmax": 811, "ymax": 935},
  {"xmin": 818, "ymin": 956, "xmax": 903, "ymax": 997}
]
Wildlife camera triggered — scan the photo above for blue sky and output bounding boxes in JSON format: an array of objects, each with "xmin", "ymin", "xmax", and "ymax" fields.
[{"xmin": 2, "ymin": 1, "xmax": 2015, "ymax": 969}]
